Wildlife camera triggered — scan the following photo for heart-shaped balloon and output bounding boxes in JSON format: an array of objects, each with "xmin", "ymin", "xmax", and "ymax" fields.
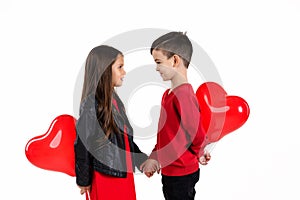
[
  {"xmin": 196, "ymin": 82, "xmax": 250, "ymax": 143},
  {"xmin": 25, "ymin": 114, "xmax": 77, "ymax": 176}
]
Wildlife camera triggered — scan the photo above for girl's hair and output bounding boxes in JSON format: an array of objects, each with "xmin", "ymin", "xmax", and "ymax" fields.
[{"xmin": 81, "ymin": 45, "xmax": 123, "ymax": 137}]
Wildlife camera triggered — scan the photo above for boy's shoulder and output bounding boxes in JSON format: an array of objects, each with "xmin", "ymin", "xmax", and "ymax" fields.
[
  {"xmin": 172, "ymin": 84, "xmax": 199, "ymax": 106},
  {"xmin": 173, "ymin": 83, "xmax": 195, "ymax": 96}
]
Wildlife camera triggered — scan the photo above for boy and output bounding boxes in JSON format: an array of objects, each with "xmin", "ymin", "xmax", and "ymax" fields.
[{"xmin": 140, "ymin": 32, "xmax": 211, "ymax": 200}]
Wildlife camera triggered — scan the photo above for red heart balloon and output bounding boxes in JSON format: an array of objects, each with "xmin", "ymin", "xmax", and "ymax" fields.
[
  {"xmin": 196, "ymin": 82, "xmax": 250, "ymax": 143},
  {"xmin": 25, "ymin": 114, "xmax": 77, "ymax": 176}
]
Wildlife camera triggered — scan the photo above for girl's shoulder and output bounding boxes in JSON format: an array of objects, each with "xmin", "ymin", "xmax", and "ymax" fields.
[{"xmin": 79, "ymin": 94, "xmax": 97, "ymax": 115}]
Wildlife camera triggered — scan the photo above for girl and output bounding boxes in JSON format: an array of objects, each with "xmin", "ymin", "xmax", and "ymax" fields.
[{"xmin": 74, "ymin": 45, "xmax": 148, "ymax": 200}]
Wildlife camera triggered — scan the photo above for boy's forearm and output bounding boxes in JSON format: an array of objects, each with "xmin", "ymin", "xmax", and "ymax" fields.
[{"xmin": 148, "ymin": 144, "xmax": 158, "ymax": 160}]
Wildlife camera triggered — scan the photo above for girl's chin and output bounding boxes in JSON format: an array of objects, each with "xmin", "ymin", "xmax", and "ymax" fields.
[{"xmin": 114, "ymin": 82, "xmax": 123, "ymax": 87}]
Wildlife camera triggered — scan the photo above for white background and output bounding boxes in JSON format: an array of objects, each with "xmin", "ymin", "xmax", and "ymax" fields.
[{"xmin": 1, "ymin": 0, "xmax": 300, "ymax": 199}]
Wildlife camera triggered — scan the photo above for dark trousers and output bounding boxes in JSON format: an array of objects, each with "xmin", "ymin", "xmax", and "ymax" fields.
[{"xmin": 161, "ymin": 169, "xmax": 200, "ymax": 200}]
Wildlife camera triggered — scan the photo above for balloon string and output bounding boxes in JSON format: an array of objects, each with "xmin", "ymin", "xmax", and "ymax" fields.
[{"xmin": 85, "ymin": 191, "xmax": 90, "ymax": 200}]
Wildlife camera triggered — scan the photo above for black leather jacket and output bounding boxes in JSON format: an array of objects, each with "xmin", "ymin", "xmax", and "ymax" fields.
[{"xmin": 74, "ymin": 93, "xmax": 148, "ymax": 186}]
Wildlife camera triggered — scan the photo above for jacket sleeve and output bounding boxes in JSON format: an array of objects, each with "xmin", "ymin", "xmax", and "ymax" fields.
[
  {"xmin": 74, "ymin": 135, "xmax": 93, "ymax": 186},
  {"xmin": 74, "ymin": 98, "xmax": 97, "ymax": 186},
  {"xmin": 132, "ymin": 141, "xmax": 148, "ymax": 171}
]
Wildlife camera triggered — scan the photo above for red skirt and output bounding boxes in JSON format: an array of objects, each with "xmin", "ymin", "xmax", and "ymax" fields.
[
  {"xmin": 89, "ymin": 129, "xmax": 136, "ymax": 200},
  {"xmin": 89, "ymin": 171, "xmax": 136, "ymax": 200}
]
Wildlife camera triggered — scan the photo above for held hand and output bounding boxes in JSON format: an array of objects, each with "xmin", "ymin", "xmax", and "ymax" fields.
[
  {"xmin": 145, "ymin": 171, "xmax": 155, "ymax": 178},
  {"xmin": 78, "ymin": 185, "xmax": 91, "ymax": 195},
  {"xmin": 140, "ymin": 159, "xmax": 160, "ymax": 178},
  {"xmin": 199, "ymin": 151, "xmax": 211, "ymax": 165}
]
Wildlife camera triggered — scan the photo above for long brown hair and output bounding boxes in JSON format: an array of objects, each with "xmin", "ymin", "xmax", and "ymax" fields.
[{"xmin": 81, "ymin": 45, "xmax": 122, "ymax": 137}]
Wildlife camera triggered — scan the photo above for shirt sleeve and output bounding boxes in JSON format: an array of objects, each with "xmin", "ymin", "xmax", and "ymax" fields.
[
  {"xmin": 149, "ymin": 92, "xmax": 166, "ymax": 161},
  {"xmin": 174, "ymin": 88, "xmax": 206, "ymax": 159},
  {"xmin": 149, "ymin": 144, "xmax": 158, "ymax": 160}
]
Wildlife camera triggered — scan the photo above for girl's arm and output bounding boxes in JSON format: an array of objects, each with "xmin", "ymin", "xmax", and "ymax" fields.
[
  {"xmin": 74, "ymin": 128, "xmax": 93, "ymax": 187},
  {"xmin": 132, "ymin": 141, "xmax": 148, "ymax": 170},
  {"xmin": 74, "ymin": 97, "xmax": 96, "ymax": 186}
]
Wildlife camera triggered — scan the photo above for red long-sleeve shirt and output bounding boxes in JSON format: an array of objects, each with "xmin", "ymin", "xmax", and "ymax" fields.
[{"xmin": 149, "ymin": 83, "xmax": 206, "ymax": 176}]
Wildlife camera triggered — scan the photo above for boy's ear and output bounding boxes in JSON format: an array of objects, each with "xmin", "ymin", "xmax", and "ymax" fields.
[{"xmin": 173, "ymin": 55, "xmax": 181, "ymax": 67}]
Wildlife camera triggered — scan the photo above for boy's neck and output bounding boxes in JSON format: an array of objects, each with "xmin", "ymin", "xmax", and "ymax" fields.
[{"xmin": 170, "ymin": 69, "xmax": 188, "ymax": 91}]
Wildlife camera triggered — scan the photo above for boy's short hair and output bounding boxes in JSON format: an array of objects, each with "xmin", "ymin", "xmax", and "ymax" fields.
[{"xmin": 150, "ymin": 31, "xmax": 193, "ymax": 68}]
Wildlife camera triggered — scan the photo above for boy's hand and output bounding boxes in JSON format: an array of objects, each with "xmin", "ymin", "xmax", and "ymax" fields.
[
  {"xmin": 140, "ymin": 159, "xmax": 160, "ymax": 178},
  {"xmin": 199, "ymin": 151, "xmax": 211, "ymax": 165}
]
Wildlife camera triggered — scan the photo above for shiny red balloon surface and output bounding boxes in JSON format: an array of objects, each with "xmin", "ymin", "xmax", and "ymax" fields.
[
  {"xmin": 25, "ymin": 115, "xmax": 77, "ymax": 176},
  {"xmin": 196, "ymin": 82, "xmax": 250, "ymax": 143}
]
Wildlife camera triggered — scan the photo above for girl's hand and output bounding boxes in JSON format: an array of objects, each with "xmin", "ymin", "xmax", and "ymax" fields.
[
  {"xmin": 140, "ymin": 159, "xmax": 160, "ymax": 177},
  {"xmin": 78, "ymin": 185, "xmax": 91, "ymax": 195}
]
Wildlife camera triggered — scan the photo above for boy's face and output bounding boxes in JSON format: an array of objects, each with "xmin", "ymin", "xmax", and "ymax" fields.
[{"xmin": 152, "ymin": 49, "xmax": 176, "ymax": 81}]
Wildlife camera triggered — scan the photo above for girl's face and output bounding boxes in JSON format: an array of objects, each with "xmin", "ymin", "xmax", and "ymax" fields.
[
  {"xmin": 152, "ymin": 49, "xmax": 176, "ymax": 81},
  {"xmin": 112, "ymin": 54, "xmax": 126, "ymax": 87}
]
